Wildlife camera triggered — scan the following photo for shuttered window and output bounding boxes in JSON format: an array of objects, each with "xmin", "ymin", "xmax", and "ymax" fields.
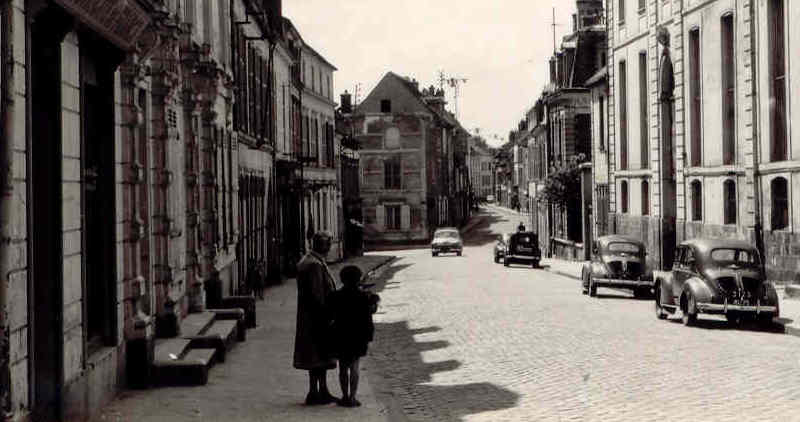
[
  {"xmin": 689, "ymin": 28, "xmax": 702, "ymax": 167},
  {"xmin": 721, "ymin": 14, "xmax": 735, "ymax": 165},
  {"xmin": 639, "ymin": 52, "xmax": 649, "ymax": 169},
  {"xmin": 619, "ymin": 61, "xmax": 628, "ymax": 170},
  {"xmin": 769, "ymin": 0, "xmax": 787, "ymax": 162}
]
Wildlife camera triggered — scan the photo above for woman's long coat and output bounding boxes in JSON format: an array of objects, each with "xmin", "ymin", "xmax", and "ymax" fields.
[{"xmin": 293, "ymin": 251, "xmax": 338, "ymax": 370}]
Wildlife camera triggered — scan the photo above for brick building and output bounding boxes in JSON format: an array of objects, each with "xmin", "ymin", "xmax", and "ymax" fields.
[
  {"xmin": 605, "ymin": 0, "xmax": 800, "ymax": 280},
  {"xmin": 347, "ymin": 72, "xmax": 464, "ymax": 245},
  {"xmin": 0, "ymin": 0, "xmax": 309, "ymax": 420}
]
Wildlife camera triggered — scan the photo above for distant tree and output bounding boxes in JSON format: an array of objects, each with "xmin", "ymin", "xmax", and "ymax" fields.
[{"xmin": 538, "ymin": 154, "xmax": 588, "ymax": 210}]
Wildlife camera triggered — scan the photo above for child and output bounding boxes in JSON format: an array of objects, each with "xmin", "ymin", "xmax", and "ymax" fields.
[{"xmin": 329, "ymin": 265, "xmax": 380, "ymax": 407}]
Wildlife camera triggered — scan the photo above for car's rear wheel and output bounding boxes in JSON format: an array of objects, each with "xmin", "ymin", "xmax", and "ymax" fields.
[
  {"xmin": 654, "ymin": 285, "xmax": 667, "ymax": 320},
  {"xmin": 432, "ymin": 251, "xmax": 438, "ymax": 257},
  {"xmin": 682, "ymin": 292, "xmax": 697, "ymax": 326},
  {"xmin": 588, "ymin": 274, "xmax": 597, "ymax": 297},
  {"xmin": 494, "ymin": 255, "xmax": 499, "ymax": 263},
  {"xmin": 581, "ymin": 269, "xmax": 588, "ymax": 295},
  {"xmin": 633, "ymin": 287, "xmax": 650, "ymax": 299},
  {"xmin": 757, "ymin": 312, "xmax": 775, "ymax": 328},
  {"xmin": 503, "ymin": 257, "xmax": 510, "ymax": 267},
  {"xmin": 457, "ymin": 251, "xmax": 462, "ymax": 256}
]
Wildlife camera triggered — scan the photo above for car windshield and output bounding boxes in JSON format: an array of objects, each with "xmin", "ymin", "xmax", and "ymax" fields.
[
  {"xmin": 607, "ymin": 242, "xmax": 641, "ymax": 253},
  {"xmin": 435, "ymin": 231, "xmax": 459, "ymax": 239},
  {"xmin": 710, "ymin": 248, "xmax": 760, "ymax": 267}
]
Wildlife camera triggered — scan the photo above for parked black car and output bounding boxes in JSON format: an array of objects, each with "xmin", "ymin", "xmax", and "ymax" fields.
[
  {"xmin": 582, "ymin": 235, "xmax": 653, "ymax": 298},
  {"xmin": 654, "ymin": 238, "xmax": 779, "ymax": 327},
  {"xmin": 503, "ymin": 232, "xmax": 540, "ymax": 268}
]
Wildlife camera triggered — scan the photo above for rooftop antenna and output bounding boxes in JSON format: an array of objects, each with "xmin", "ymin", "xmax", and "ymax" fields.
[
  {"xmin": 447, "ymin": 76, "xmax": 468, "ymax": 121},
  {"xmin": 551, "ymin": 8, "xmax": 562, "ymax": 55}
]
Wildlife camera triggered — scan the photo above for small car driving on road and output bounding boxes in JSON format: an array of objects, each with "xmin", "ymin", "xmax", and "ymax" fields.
[
  {"xmin": 653, "ymin": 239, "xmax": 779, "ymax": 327},
  {"xmin": 431, "ymin": 227, "xmax": 463, "ymax": 257},
  {"xmin": 493, "ymin": 233, "xmax": 512, "ymax": 263},
  {"xmin": 502, "ymin": 232, "xmax": 541, "ymax": 268},
  {"xmin": 582, "ymin": 235, "xmax": 653, "ymax": 298}
]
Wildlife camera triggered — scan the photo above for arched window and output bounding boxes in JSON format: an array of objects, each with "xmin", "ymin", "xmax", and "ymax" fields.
[
  {"xmin": 723, "ymin": 180, "xmax": 737, "ymax": 224},
  {"xmin": 642, "ymin": 180, "xmax": 650, "ymax": 216},
  {"xmin": 771, "ymin": 177, "xmax": 789, "ymax": 230},
  {"xmin": 620, "ymin": 181, "xmax": 629, "ymax": 213},
  {"xmin": 691, "ymin": 180, "xmax": 702, "ymax": 221}
]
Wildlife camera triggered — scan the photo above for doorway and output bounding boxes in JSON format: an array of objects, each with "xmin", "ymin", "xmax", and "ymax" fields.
[
  {"xmin": 29, "ymin": 7, "xmax": 72, "ymax": 420},
  {"xmin": 660, "ymin": 52, "xmax": 677, "ymax": 269}
]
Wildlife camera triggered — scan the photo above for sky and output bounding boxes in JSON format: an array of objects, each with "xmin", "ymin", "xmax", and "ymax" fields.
[{"xmin": 284, "ymin": 1, "xmax": 579, "ymax": 148}]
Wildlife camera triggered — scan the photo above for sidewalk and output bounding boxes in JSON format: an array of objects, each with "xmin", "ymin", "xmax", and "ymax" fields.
[
  {"xmin": 95, "ymin": 254, "xmax": 397, "ymax": 422},
  {"xmin": 542, "ymin": 257, "xmax": 800, "ymax": 338}
]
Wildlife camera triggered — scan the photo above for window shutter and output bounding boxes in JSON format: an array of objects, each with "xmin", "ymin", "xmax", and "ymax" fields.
[
  {"xmin": 401, "ymin": 205, "xmax": 411, "ymax": 230},
  {"xmin": 376, "ymin": 205, "xmax": 385, "ymax": 230}
]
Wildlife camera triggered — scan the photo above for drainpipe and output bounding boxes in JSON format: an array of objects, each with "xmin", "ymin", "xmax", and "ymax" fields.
[
  {"xmin": 748, "ymin": 2, "xmax": 765, "ymax": 275},
  {"xmin": 0, "ymin": 0, "xmax": 15, "ymax": 418}
]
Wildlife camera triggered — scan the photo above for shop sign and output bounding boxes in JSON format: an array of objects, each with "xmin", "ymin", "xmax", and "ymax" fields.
[{"xmin": 53, "ymin": 0, "xmax": 150, "ymax": 51}]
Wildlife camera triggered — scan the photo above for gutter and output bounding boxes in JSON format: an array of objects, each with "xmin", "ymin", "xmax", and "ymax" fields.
[{"xmin": 0, "ymin": 0, "xmax": 14, "ymax": 418}]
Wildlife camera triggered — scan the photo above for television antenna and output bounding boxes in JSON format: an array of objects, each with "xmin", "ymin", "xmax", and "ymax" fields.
[{"xmin": 437, "ymin": 70, "xmax": 468, "ymax": 120}]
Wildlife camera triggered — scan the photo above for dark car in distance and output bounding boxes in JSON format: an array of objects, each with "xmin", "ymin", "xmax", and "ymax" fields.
[
  {"xmin": 503, "ymin": 232, "xmax": 541, "ymax": 268},
  {"xmin": 654, "ymin": 239, "xmax": 779, "ymax": 327},
  {"xmin": 582, "ymin": 235, "xmax": 653, "ymax": 298},
  {"xmin": 493, "ymin": 233, "xmax": 512, "ymax": 263}
]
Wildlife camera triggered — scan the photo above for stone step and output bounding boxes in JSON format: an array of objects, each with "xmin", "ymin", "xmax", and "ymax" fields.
[
  {"xmin": 152, "ymin": 338, "xmax": 215, "ymax": 386},
  {"xmin": 785, "ymin": 284, "xmax": 800, "ymax": 299},
  {"xmin": 180, "ymin": 311, "xmax": 216, "ymax": 337},
  {"xmin": 182, "ymin": 318, "xmax": 239, "ymax": 363}
]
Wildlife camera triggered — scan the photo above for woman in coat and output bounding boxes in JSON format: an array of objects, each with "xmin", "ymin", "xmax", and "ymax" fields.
[{"xmin": 293, "ymin": 231, "xmax": 338, "ymax": 405}]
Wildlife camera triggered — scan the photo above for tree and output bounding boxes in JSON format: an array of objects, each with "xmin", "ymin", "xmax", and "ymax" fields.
[{"xmin": 538, "ymin": 154, "xmax": 588, "ymax": 210}]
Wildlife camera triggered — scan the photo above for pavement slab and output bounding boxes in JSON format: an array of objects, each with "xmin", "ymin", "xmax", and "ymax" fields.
[{"xmin": 95, "ymin": 254, "xmax": 397, "ymax": 422}]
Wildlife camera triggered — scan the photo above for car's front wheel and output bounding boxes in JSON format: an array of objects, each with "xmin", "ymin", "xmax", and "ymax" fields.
[
  {"xmin": 682, "ymin": 292, "xmax": 698, "ymax": 326},
  {"xmin": 503, "ymin": 257, "xmax": 510, "ymax": 267},
  {"xmin": 457, "ymin": 251, "xmax": 462, "ymax": 256},
  {"xmin": 494, "ymin": 255, "xmax": 499, "ymax": 263},
  {"xmin": 432, "ymin": 251, "xmax": 438, "ymax": 257}
]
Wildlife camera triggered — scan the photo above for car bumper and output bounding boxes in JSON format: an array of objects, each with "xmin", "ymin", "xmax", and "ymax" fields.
[
  {"xmin": 592, "ymin": 278, "xmax": 654, "ymax": 289},
  {"xmin": 696, "ymin": 301, "xmax": 778, "ymax": 314},
  {"xmin": 432, "ymin": 246, "xmax": 462, "ymax": 253},
  {"xmin": 505, "ymin": 254, "xmax": 540, "ymax": 261}
]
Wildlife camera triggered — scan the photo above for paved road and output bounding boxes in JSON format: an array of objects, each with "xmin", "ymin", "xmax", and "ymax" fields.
[{"xmin": 365, "ymin": 206, "xmax": 800, "ymax": 422}]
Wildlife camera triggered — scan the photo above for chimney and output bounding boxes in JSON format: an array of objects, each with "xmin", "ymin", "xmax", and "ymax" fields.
[
  {"xmin": 340, "ymin": 90, "xmax": 352, "ymax": 114},
  {"xmin": 411, "ymin": 78, "xmax": 419, "ymax": 92},
  {"xmin": 572, "ymin": 13, "xmax": 577, "ymax": 32},
  {"xmin": 265, "ymin": 0, "xmax": 283, "ymax": 30}
]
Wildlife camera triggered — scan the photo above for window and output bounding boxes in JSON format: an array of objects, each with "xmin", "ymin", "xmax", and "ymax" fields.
[
  {"xmin": 386, "ymin": 205, "xmax": 401, "ymax": 230},
  {"xmin": 639, "ymin": 52, "xmax": 649, "ymax": 169},
  {"xmin": 384, "ymin": 156, "xmax": 401, "ymax": 189},
  {"xmin": 769, "ymin": 0, "xmax": 787, "ymax": 162},
  {"xmin": 638, "ymin": 0, "xmax": 645, "ymax": 12},
  {"xmin": 380, "ymin": 99, "xmax": 392, "ymax": 113},
  {"xmin": 620, "ymin": 180, "xmax": 629, "ymax": 213},
  {"xmin": 619, "ymin": 61, "xmax": 628, "ymax": 170},
  {"xmin": 691, "ymin": 180, "xmax": 702, "ymax": 221},
  {"xmin": 689, "ymin": 28, "xmax": 702, "ymax": 166},
  {"xmin": 771, "ymin": 177, "xmax": 788, "ymax": 230},
  {"xmin": 619, "ymin": 0, "xmax": 625, "ymax": 25},
  {"xmin": 599, "ymin": 95, "xmax": 605, "ymax": 151},
  {"xmin": 642, "ymin": 180, "xmax": 649, "ymax": 215},
  {"xmin": 721, "ymin": 14, "xmax": 735, "ymax": 165},
  {"xmin": 724, "ymin": 180, "xmax": 737, "ymax": 225}
]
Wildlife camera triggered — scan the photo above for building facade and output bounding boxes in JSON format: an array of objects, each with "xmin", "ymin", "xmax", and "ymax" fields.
[
  {"xmin": 348, "ymin": 72, "xmax": 466, "ymax": 245},
  {"xmin": 469, "ymin": 143, "xmax": 494, "ymax": 200},
  {"xmin": 605, "ymin": 0, "xmax": 800, "ymax": 280}
]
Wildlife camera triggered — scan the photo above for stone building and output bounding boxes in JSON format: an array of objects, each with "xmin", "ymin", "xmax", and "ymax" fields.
[
  {"xmin": 605, "ymin": 0, "xmax": 800, "ymax": 280},
  {"xmin": 0, "ymin": 0, "xmax": 292, "ymax": 420},
  {"xmin": 527, "ymin": 0, "xmax": 604, "ymax": 259},
  {"xmin": 469, "ymin": 142, "xmax": 494, "ymax": 200},
  {"xmin": 348, "ymin": 72, "xmax": 462, "ymax": 245}
]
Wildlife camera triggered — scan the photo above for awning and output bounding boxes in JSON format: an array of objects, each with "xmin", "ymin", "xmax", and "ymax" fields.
[{"xmin": 53, "ymin": 0, "xmax": 151, "ymax": 51}]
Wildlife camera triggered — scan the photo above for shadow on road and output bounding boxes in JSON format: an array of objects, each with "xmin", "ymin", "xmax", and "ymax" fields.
[
  {"xmin": 365, "ymin": 259, "xmax": 520, "ymax": 421},
  {"xmin": 666, "ymin": 315, "xmax": 787, "ymax": 334},
  {"xmin": 462, "ymin": 211, "xmax": 505, "ymax": 248}
]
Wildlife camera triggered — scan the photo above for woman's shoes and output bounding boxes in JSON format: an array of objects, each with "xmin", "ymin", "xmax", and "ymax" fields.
[
  {"xmin": 336, "ymin": 396, "xmax": 361, "ymax": 407},
  {"xmin": 306, "ymin": 391, "xmax": 338, "ymax": 406}
]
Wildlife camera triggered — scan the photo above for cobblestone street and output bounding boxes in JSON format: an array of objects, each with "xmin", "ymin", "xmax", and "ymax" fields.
[{"xmin": 365, "ymin": 207, "xmax": 800, "ymax": 421}]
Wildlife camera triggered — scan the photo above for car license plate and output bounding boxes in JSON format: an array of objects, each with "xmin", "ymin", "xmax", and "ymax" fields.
[{"xmin": 519, "ymin": 246, "xmax": 532, "ymax": 252}]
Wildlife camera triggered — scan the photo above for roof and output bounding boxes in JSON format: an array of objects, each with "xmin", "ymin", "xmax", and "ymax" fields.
[
  {"xmin": 359, "ymin": 72, "xmax": 458, "ymax": 129},
  {"xmin": 282, "ymin": 18, "xmax": 337, "ymax": 70},
  {"xmin": 680, "ymin": 238, "xmax": 756, "ymax": 254}
]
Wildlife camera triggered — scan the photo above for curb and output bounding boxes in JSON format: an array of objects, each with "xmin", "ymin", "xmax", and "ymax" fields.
[{"xmin": 364, "ymin": 256, "xmax": 397, "ymax": 279}]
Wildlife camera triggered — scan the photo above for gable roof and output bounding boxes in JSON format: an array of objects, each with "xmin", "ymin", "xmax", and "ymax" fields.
[{"xmin": 357, "ymin": 72, "xmax": 455, "ymax": 129}]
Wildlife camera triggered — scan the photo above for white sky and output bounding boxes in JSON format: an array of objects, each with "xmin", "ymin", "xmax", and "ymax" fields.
[{"xmin": 284, "ymin": 1, "xmax": 579, "ymax": 148}]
